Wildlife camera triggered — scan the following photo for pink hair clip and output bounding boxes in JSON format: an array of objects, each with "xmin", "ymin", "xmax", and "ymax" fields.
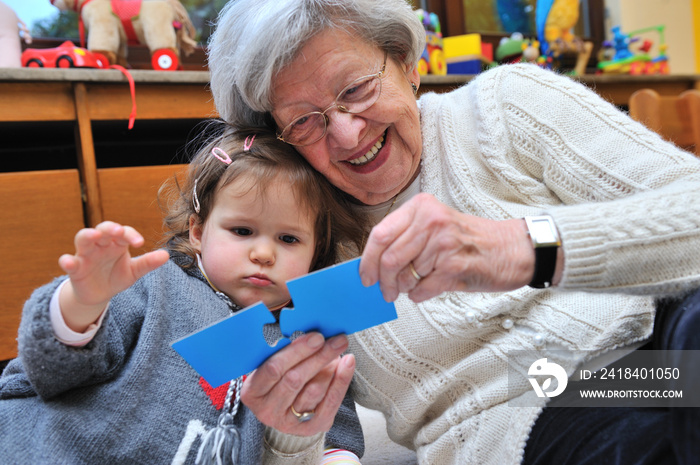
[
  {"xmin": 212, "ymin": 147, "xmax": 232, "ymax": 164},
  {"xmin": 243, "ymin": 135, "xmax": 256, "ymax": 151}
]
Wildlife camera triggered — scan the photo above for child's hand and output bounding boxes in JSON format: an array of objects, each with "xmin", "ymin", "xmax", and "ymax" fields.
[{"xmin": 57, "ymin": 221, "xmax": 169, "ymax": 332}]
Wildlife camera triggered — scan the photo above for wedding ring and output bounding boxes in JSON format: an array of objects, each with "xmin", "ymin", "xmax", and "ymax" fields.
[
  {"xmin": 290, "ymin": 404, "xmax": 315, "ymax": 423},
  {"xmin": 409, "ymin": 262, "xmax": 423, "ymax": 281}
]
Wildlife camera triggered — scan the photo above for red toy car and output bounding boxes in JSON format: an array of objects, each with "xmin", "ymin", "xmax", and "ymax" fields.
[{"xmin": 22, "ymin": 41, "xmax": 110, "ymax": 69}]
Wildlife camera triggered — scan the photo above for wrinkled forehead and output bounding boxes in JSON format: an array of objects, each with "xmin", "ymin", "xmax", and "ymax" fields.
[{"xmin": 270, "ymin": 29, "xmax": 383, "ymax": 111}]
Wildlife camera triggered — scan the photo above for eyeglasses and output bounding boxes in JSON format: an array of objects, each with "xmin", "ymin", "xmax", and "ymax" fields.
[{"xmin": 277, "ymin": 53, "xmax": 387, "ymax": 147}]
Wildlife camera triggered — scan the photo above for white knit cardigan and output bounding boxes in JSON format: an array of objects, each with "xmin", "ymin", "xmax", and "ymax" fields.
[{"xmin": 349, "ymin": 64, "xmax": 700, "ymax": 465}]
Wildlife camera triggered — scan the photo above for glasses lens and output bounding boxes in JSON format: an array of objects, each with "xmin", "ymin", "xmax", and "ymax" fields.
[
  {"xmin": 281, "ymin": 112, "xmax": 327, "ymax": 146},
  {"xmin": 337, "ymin": 74, "xmax": 382, "ymax": 114}
]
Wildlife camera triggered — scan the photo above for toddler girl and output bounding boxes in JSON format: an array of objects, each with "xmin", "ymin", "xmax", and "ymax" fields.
[{"xmin": 0, "ymin": 124, "xmax": 367, "ymax": 464}]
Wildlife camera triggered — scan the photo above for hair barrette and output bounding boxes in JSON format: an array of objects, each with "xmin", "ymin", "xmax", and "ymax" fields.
[
  {"xmin": 212, "ymin": 147, "xmax": 232, "ymax": 164},
  {"xmin": 192, "ymin": 178, "xmax": 201, "ymax": 214},
  {"xmin": 243, "ymin": 135, "xmax": 256, "ymax": 151}
]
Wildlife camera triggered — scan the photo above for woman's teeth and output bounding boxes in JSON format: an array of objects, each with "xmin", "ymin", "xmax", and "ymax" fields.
[{"xmin": 348, "ymin": 135, "xmax": 385, "ymax": 166}]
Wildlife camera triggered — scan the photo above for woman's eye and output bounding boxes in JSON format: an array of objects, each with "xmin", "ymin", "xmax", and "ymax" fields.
[
  {"xmin": 292, "ymin": 115, "xmax": 311, "ymax": 128},
  {"xmin": 232, "ymin": 228, "xmax": 252, "ymax": 236},
  {"xmin": 280, "ymin": 235, "xmax": 299, "ymax": 244},
  {"xmin": 340, "ymin": 79, "xmax": 371, "ymax": 101}
]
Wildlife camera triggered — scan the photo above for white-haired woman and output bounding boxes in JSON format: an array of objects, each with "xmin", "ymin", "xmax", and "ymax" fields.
[{"xmin": 208, "ymin": 1, "xmax": 700, "ymax": 463}]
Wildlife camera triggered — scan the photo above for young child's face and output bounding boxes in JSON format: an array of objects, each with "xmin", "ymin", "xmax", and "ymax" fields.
[{"xmin": 190, "ymin": 174, "xmax": 316, "ymax": 309}]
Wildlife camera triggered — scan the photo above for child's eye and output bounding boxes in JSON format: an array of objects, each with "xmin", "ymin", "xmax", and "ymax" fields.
[
  {"xmin": 232, "ymin": 228, "xmax": 252, "ymax": 236},
  {"xmin": 280, "ymin": 235, "xmax": 299, "ymax": 244}
]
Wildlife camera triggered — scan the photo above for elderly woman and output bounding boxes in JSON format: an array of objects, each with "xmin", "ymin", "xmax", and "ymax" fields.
[{"xmin": 208, "ymin": 0, "xmax": 700, "ymax": 463}]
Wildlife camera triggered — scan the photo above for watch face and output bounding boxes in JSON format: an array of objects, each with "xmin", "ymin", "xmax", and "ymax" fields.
[{"xmin": 530, "ymin": 218, "xmax": 557, "ymax": 244}]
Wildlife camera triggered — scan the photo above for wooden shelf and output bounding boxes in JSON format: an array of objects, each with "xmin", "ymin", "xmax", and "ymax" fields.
[{"xmin": 418, "ymin": 72, "xmax": 700, "ymax": 106}]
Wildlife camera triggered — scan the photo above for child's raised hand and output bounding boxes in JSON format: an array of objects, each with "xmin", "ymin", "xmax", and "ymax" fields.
[{"xmin": 57, "ymin": 221, "xmax": 170, "ymax": 332}]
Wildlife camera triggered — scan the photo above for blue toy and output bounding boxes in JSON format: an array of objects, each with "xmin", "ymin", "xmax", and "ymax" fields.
[
  {"xmin": 610, "ymin": 26, "xmax": 634, "ymax": 61},
  {"xmin": 172, "ymin": 258, "xmax": 398, "ymax": 387}
]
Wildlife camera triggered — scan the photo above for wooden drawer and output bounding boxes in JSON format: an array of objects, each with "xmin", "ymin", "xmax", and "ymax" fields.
[
  {"xmin": 98, "ymin": 164, "xmax": 188, "ymax": 254},
  {"xmin": 1, "ymin": 169, "xmax": 84, "ymax": 360}
]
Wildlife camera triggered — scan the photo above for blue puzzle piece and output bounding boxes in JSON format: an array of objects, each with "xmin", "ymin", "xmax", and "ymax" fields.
[
  {"xmin": 281, "ymin": 258, "xmax": 397, "ymax": 336},
  {"xmin": 172, "ymin": 258, "xmax": 397, "ymax": 387},
  {"xmin": 172, "ymin": 302, "xmax": 290, "ymax": 387}
]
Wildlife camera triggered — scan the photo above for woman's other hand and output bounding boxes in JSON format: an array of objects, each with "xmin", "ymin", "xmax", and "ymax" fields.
[
  {"xmin": 241, "ymin": 332, "xmax": 355, "ymax": 436},
  {"xmin": 58, "ymin": 221, "xmax": 169, "ymax": 332},
  {"xmin": 360, "ymin": 193, "xmax": 536, "ymax": 302}
]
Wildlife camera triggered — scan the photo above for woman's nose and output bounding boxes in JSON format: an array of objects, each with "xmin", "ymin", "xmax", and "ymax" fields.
[
  {"xmin": 326, "ymin": 109, "xmax": 365, "ymax": 149},
  {"xmin": 250, "ymin": 240, "xmax": 275, "ymax": 266}
]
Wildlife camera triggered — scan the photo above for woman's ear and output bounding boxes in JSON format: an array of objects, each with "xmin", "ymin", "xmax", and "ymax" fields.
[
  {"xmin": 407, "ymin": 63, "xmax": 420, "ymax": 92},
  {"xmin": 189, "ymin": 214, "xmax": 203, "ymax": 250},
  {"xmin": 402, "ymin": 60, "xmax": 421, "ymax": 94}
]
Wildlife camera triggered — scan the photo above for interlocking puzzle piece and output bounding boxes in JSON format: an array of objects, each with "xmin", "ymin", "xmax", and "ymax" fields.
[
  {"xmin": 281, "ymin": 258, "xmax": 396, "ymax": 336},
  {"xmin": 172, "ymin": 258, "xmax": 397, "ymax": 387},
  {"xmin": 172, "ymin": 302, "xmax": 291, "ymax": 388}
]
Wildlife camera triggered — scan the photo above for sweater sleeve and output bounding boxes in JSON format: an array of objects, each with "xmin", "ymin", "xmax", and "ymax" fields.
[
  {"xmin": 262, "ymin": 429, "xmax": 326, "ymax": 464},
  {"xmin": 261, "ymin": 385, "xmax": 364, "ymax": 463},
  {"xmin": 16, "ymin": 275, "xmax": 144, "ymax": 399},
  {"xmin": 482, "ymin": 64, "xmax": 700, "ymax": 296}
]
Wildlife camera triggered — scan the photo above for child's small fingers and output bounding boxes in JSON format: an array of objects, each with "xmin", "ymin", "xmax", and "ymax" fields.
[
  {"xmin": 58, "ymin": 254, "xmax": 78, "ymax": 273},
  {"xmin": 131, "ymin": 249, "xmax": 169, "ymax": 280},
  {"xmin": 73, "ymin": 228, "xmax": 102, "ymax": 252},
  {"xmin": 122, "ymin": 225, "xmax": 145, "ymax": 248},
  {"xmin": 94, "ymin": 222, "xmax": 125, "ymax": 245}
]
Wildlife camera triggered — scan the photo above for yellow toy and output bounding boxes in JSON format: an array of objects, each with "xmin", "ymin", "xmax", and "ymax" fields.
[
  {"xmin": 541, "ymin": 0, "xmax": 579, "ymax": 44},
  {"xmin": 536, "ymin": 0, "xmax": 592, "ymax": 75},
  {"xmin": 50, "ymin": 0, "xmax": 197, "ymax": 71}
]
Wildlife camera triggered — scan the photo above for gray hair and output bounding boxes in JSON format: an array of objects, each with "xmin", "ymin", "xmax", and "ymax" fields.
[{"xmin": 208, "ymin": 0, "xmax": 425, "ymax": 128}]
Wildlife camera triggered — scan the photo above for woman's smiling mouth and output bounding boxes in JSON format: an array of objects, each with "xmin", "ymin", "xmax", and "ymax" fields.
[{"xmin": 348, "ymin": 132, "xmax": 386, "ymax": 166}]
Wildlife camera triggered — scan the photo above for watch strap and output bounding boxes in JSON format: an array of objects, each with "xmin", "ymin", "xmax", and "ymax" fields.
[{"xmin": 529, "ymin": 246, "xmax": 557, "ymax": 288}]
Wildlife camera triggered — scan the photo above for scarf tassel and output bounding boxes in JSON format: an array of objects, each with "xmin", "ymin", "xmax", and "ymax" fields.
[{"xmin": 195, "ymin": 412, "xmax": 241, "ymax": 465}]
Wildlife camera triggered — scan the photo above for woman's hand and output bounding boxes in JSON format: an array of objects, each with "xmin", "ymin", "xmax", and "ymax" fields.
[
  {"xmin": 58, "ymin": 221, "xmax": 169, "ymax": 331},
  {"xmin": 359, "ymin": 193, "xmax": 536, "ymax": 302},
  {"xmin": 241, "ymin": 332, "xmax": 355, "ymax": 436}
]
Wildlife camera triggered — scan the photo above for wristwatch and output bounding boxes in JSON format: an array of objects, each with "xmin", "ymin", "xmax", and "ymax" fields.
[{"xmin": 524, "ymin": 215, "xmax": 561, "ymax": 288}]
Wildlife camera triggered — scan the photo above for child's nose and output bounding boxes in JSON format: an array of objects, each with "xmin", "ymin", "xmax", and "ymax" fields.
[{"xmin": 250, "ymin": 240, "xmax": 275, "ymax": 266}]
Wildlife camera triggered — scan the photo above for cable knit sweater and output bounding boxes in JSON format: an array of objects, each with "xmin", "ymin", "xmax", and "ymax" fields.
[
  {"xmin": 348, "ymin": 64, "xmax": 700, "ymax": 465},
  {"xmin": 0, "ymin": 256, "xmax": 364, "ymax": 465}
]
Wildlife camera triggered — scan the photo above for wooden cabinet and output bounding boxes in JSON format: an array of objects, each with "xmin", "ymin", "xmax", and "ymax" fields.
[
  {"xmin": 0, "ymin": 68, "xmax": 205, "ymax": 360},
  {"xmin": 2, "ymin": 67, "xmax": 700, "ymax": 361}
]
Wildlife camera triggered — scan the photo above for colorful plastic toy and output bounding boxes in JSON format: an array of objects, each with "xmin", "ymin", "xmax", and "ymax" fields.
[
  {"xmin": 415, "ymin": 9, "xmax": 447, "ymax": 75},
  {"xmin": 535, "ymin": 0, "xmax": 592, "ymax": 75},
  {"xmin": 21, "ymin": 41, "xmax": 110, "ymax": 69},
  {"xmin": 443, "ymin": 33, "xmax": 493, "ymax": 74},
  {"xmin": 496, "ymin": 32, "xmax": 540, "ymax": 63},
  {"xmin": 597, "ymin": 25, "xmax": 669, "ymax": 75}
]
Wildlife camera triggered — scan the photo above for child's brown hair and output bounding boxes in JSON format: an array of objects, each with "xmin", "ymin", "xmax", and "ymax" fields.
[{"xmin": 160, "ymin": 121, "xmax": 367, "ymax": 271}]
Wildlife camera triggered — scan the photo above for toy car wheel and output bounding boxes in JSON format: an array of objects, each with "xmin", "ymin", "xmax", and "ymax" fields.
[
  {"xmin": 25, "ymin": 58, "xmax": 44, "ymax": 68},
  {"xmin": 429, "ymin": 49, "xmax": 447, "ymax": 75},
  {"xmin": 56, "ymin": 55, "xmax": 75, "ymax": 68},
  {"xmin": 417, "ymin": 58, "xmax": 429, "ymax": 75},
  {"xmin": 151, "ymin": 49, "xmax": 179, "ymax": 71}
]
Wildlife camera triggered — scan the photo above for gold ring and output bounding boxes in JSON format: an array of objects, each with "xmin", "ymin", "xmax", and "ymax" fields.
[
  {"xmin": 290, "ymin": 404, "xmax": 315, "ymax": 423},
  {"xmin": 409, "ymin": 262, "xmax": 423, "ymax": 281}
]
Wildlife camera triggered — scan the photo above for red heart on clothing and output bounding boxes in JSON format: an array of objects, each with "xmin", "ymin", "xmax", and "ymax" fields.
[{"xmin": 199, "ymin": 377, "xmax": 229, "ymax": 410}]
